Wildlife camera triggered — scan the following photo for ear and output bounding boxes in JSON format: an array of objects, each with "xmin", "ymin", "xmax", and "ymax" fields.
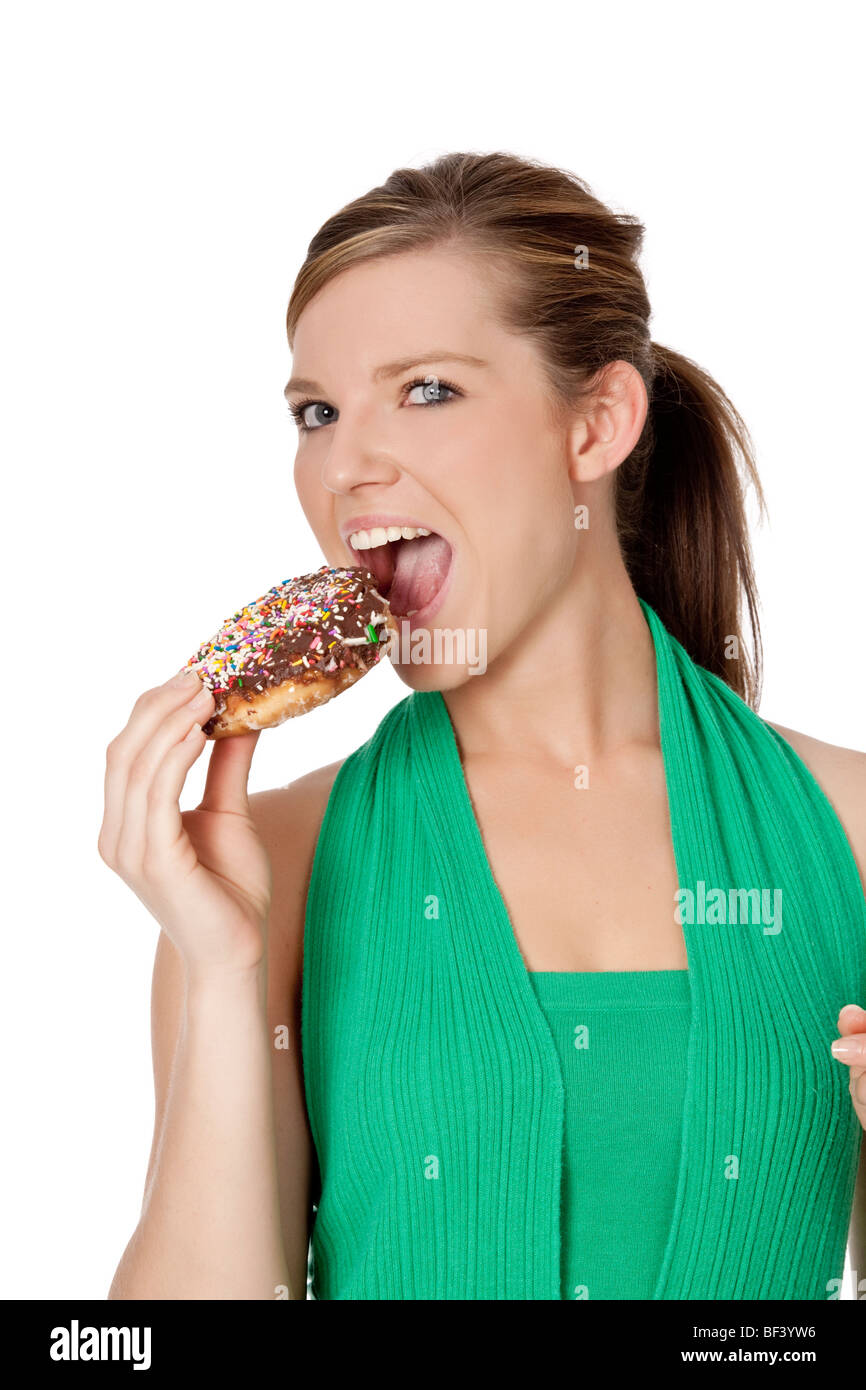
[{"xmin": 565, "ymin": 361, "xmax": 649, "ymax": 484}]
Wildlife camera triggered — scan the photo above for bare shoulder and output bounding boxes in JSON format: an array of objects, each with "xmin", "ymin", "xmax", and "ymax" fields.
[
  {"xmin": 766, "ymin": 721, "xmax": 866, "ymax": 890},
  {"xmin": 247, "ymin": 756, "xmax": 347, "ymax": 972},
  {"xmin": 248, "ymin": 757, "xmax": 346, "ymax": 853}
]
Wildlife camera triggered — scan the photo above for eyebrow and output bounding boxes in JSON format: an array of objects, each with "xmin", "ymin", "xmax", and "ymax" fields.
[{"xmin": 283, "ymin": 350, "xmax": 490, "ymax": 399}]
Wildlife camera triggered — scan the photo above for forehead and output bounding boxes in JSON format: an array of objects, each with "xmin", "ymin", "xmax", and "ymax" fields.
[{"xmin": 291, "ymin": 246, "xmax": 513, "ymax": 368}]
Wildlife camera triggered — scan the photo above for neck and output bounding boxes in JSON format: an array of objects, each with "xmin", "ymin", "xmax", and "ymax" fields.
[{"xmin": 442, "ymin": 556, "xmax": 659, "ymax": 765}]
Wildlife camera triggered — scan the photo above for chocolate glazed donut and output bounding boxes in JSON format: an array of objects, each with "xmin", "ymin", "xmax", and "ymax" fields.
[{"xmin": 180, "ymin": 565, "xmax": 397, "ymax": 738}]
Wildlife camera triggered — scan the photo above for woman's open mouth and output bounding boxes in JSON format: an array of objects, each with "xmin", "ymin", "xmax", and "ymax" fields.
[{"xmin": 344, "ymin": 523, "xmax": 454, "ymax": 624}]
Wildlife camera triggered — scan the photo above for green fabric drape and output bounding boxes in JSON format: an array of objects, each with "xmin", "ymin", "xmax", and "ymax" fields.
[{"xmin": 302, "ymin": 599, "xmax": 866, "ymax": 1299}]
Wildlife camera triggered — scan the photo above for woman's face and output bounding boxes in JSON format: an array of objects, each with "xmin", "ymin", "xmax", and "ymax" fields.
[{"xmin": 288, "ymin": 245, "xmax": 581, "ymax": 688}]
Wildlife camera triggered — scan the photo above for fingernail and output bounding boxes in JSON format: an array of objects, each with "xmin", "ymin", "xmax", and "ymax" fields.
[
  {"xmin": 830, "ymin": 1038, "xmax": 864, "ymax": 1059},
  {"xmin": 170, "ymin": 668, "xmax": 200, "ymax": 687}
]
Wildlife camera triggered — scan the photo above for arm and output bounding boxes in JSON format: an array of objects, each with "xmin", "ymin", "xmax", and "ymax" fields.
[
  {"xmin": 104, "ymin": 669, "xmax": 346, "ymax": 1289},
  {"xmin": 247, "ymin": 762, "xmax": 345, "ymax": 1294},
  {"xmin": 108, "ymin": 758, "xmax": 343, "ymax": 1301},
  {"xmin": 108, "ymin": 951, "xmax": 287, "ymax": 1300},
  {"xmin": 766, "ymin": 722, "xmax": 866, "ymax": 1285}
]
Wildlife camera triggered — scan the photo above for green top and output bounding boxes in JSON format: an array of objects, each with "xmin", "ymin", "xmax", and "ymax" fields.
[
  {"xmin": 527, "ymin": 968, "xmax": 691, "ymax": 1300},
  {"xmin": 302, "ymin": 598, "xmax": 866, "ymax": 1299}
]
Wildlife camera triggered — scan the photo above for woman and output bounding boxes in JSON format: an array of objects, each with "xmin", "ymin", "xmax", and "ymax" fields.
[{"xmin": 100, "ymin": 152, "xmax": 866, "ymax": 1301}]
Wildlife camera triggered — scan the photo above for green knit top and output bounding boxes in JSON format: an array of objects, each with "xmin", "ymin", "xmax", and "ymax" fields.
[
  {"xmin": 527, "ymin": 969, "xmax": 691, "ymax": 1300},
  {"xmin": 301, "ymin": 598, "xmax": 866, "ymax": 1299}
]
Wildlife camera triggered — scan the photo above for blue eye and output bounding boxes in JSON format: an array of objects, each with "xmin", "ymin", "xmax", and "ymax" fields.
[
  {"xmin": 288, "ymin": 400, "xmax": 337, "ymax": 431},
  {"xmin": 287, "ymin": 374, "xmax": 462, "ymax": 434},
  {"xmin": 405, "ymin": 376, "xmax": 459, "ymax": 406}
]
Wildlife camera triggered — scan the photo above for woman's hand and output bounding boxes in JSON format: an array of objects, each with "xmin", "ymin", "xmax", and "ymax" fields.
[
  {"xmin": 831, "ymin": 1003, "xmax": 866, "ymax": 1130},
  {"xmin": 98, "ymin": 668, "xmax": 271, "ymax": 977}
]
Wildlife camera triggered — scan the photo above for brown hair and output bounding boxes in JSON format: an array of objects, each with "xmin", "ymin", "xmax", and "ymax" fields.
[{"xmin": 286, "ymin": 151, "xmax": 766, "ymax": 706}]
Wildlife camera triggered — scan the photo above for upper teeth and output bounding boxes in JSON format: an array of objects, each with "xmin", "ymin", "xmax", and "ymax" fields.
[{"xmin": 349, "ymin": 525, "xmax": 432, "ymax": 550}]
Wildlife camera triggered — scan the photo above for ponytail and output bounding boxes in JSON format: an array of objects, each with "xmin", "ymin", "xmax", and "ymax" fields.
[{"xmin": 616, "ymin": 343, "xmax": 766, "ymax": 706}]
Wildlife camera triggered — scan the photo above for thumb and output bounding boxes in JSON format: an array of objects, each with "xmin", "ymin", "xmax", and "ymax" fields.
[
  {"xmin": 198, "ymin": 729, "xmax": 261, "ymax": 815},
  {"xmin": 835, "ymin": 1003, "xmax": 866, "ymax": 1118}
]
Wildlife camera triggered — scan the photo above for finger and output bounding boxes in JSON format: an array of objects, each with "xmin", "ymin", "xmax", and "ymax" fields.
[
  {"xmin": 121, "ymin": 670, "xmax": 208, "ymax": 759},
  {"xmin": 837, "ymin": 1002, "xmax": 866, "ymax": 1031},
  {"xmin": 100, "ymin": 670, "xmax": 208, "ymax": 862},
  {"xmin": 829, "ymin": 1040, "xmax": 866, "ymax": 1119},
  {"xmin": 144, "ymin": 720, "xmax": 209, "ymax": 862},
  {"xmin": 830, "ymin": 1034, "xmax": 866, "ymax": 1065},
  {"xmin": 114, "ymin": 685, "xmax": 215, "ymax": 874},
  {"xmin": 831, "ymin": 1006, "xmax": 866, "ymax": 1119},
  {"xmin": 198, "ymin": 729, "xmax": 261, "ymax": 816}
]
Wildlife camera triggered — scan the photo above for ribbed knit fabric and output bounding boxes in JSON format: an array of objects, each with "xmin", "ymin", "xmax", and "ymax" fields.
[
  {"xmin": 301, "ymin": 598, "xmax": 866, "ymax": 1300},
  {"xmin": 527, "ymin": 969, "xmax": 691, "ymax": 1299}
]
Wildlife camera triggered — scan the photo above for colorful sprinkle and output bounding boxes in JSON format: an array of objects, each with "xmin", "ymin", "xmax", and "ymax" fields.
[{"xmin": 181, "ymin": 565, "xmax": 391, "ymax": 698}]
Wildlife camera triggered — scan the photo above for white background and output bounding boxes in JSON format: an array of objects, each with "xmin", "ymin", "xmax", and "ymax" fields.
[{"xmin": 1, "ymin": 0, "xmax": 863, "ymax": 1300}]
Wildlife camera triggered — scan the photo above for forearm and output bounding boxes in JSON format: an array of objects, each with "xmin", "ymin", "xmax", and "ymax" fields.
[{"xmin": 109, "ymin": 962, "xmax": 290, "ymax": 1300}]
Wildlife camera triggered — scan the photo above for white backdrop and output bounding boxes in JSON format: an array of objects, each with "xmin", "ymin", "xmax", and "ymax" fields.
[{"xmin": 1, "ymin": 0, "xmax": 863, "ymax": 1300}]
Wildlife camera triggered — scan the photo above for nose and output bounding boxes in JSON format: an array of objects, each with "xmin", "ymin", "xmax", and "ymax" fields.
[{"xmin": 317, "ymin": 403, "xmax": 402, "ymax": 497}]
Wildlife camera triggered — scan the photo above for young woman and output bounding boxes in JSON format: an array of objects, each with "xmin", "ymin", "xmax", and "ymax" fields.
[{"xmin": 100, "ymin": 152, "xmax": 866, "ymax": 1301}]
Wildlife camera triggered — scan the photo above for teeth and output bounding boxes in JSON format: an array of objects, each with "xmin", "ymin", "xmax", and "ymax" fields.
[{"xmin": 348, "ymin": 524, "xmax": 432, "ymax": 551}]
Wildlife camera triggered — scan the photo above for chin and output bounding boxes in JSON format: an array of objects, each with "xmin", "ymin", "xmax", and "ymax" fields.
[
  {"xmin": 390, "ymin": 658, "xmax": 484, "ymax": 693},
  {"xmin": 383, "ymin": 610, "xmax": 490, "ymax": 689}
]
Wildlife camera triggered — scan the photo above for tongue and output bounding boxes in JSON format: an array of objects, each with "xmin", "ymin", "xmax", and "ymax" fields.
[{"xmin": 387, "ymin": 533, "xmax": 451, "ymax": 617}]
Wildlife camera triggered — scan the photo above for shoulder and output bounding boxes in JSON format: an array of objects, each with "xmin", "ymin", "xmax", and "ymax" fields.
[
  {"xmin": 248, "ymin": 757, "xmax": 346, "ymax": 842},
  {"xmin": 247, "ymin": 759, "xmax": 346, "ymax": 983},
  {"xmin": 765, "ymin": 721, "xmax": 866, "ymax": 892},
  {"xmin": 248, "ymin": 755, "xmax": 346, "ymax": 879}
]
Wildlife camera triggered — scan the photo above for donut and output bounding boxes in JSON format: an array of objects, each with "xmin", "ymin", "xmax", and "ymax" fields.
[{"xmin": 180, "ymin": 565, "xmax": 397, "ymax": 738}]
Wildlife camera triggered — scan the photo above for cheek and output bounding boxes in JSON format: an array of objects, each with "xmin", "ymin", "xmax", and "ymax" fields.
[
  {"xmin": 443, "ymin": 409, "xmax": 541, "ymax": 538},
  {"xmin": 292, "ymin": 449, "xmax": 306, "ymax": 497},
  {"xmin": 471, "ymin": 420, "xmax": 567, "ymax": 557},
  {"xmin": 293, "ymin": 450, "xmax": 325, "ymax": 521}
]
